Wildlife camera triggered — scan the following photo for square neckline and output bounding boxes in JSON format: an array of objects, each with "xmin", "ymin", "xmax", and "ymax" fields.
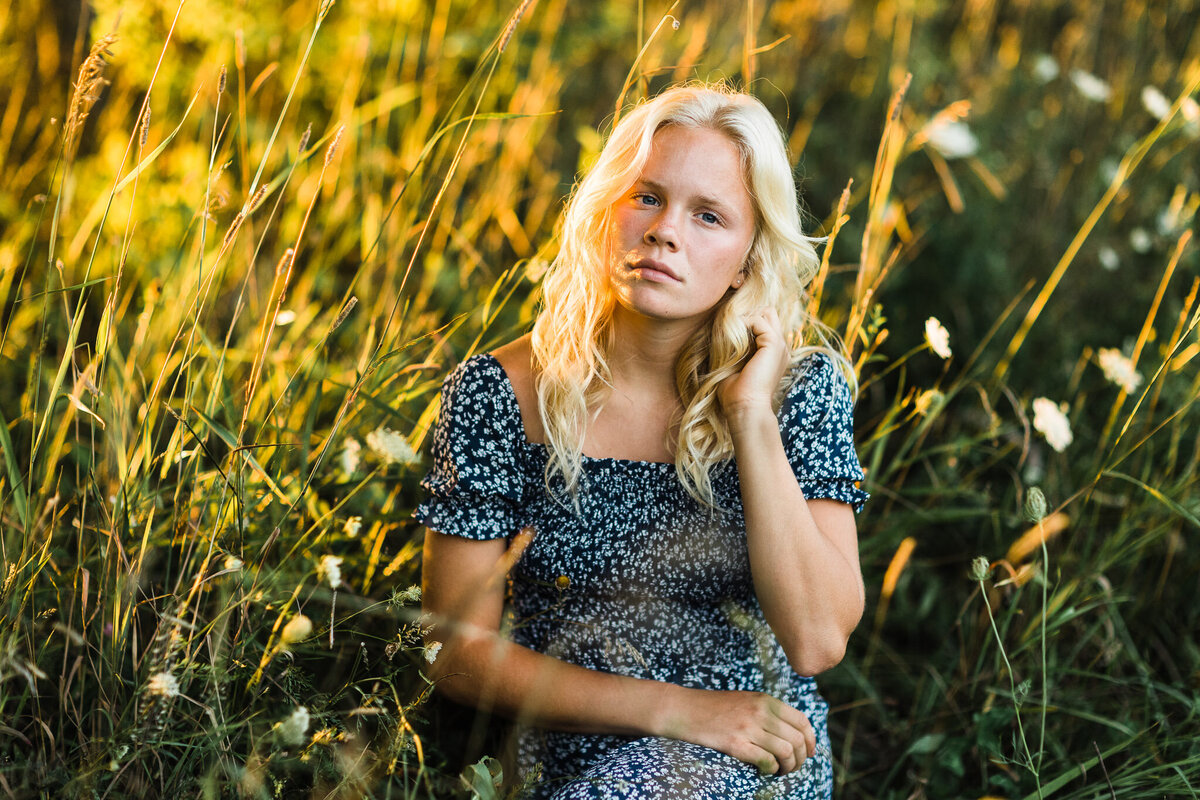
[{"xmin": 479, "ymin": 352, "xmax": 679, "ymax": 469}]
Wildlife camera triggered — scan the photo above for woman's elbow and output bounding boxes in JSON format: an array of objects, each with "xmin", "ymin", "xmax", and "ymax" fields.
[
  {"xmin": 783, "ymin": 611, "xmax": 861, "ymax": 676},
  {"xmin": 785, "ymin": 637, "xmax": 848, "ymax": 677}
]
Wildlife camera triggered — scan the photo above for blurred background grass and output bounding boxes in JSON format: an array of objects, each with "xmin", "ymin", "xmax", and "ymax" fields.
[{"xmin": 1, "ymin": 0, "xmax": 1198, "ymax": 797}]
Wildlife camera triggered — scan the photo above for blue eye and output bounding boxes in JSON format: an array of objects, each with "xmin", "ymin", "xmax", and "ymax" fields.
[
  {"xmin": 699, "ymin": 211, "xmax": 721, "ymax": 225},
  {"xmin": 635, "ymin": 193, "xmax": 659, "ymax": 206}
]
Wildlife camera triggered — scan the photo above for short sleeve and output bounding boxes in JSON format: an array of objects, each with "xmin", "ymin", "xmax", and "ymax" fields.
[
  {"xmin": 412, "ymin": 355, "xmax": 528, "ymax": 540},
  {"xmin": 779, "ymin": 353, "xmax": 870, "ymax": 512}
]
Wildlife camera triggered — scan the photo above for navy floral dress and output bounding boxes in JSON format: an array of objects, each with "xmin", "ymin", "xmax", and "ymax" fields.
[{"xmin": 414, "ymin": 352, "xmax": 868, "ymax": 799}]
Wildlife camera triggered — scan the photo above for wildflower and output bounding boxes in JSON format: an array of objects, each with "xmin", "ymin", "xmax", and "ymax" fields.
[
  {"xmin": 341, "ymin": 438, "xmax": 361, "ymax": 474},
  {"xmin": 223, "ymin": 555, "xmax": 243, "ymax": 572},
  {"xmin": 1098, "ymin": 246, "xmax": 1120, "ymax": 271},
  {"xmin": 1130, "ymin": 228, "xmax": 1152, "ymax": 253},
  {"xmin": 924, "ymin": 317, "xmax": 952, "ymax": 359},
  {"xmin": 969, "ymin": 556, "xmax": 992, "ymax": 582},
  {"xmin": 555, "ymin": 575, "xmax": 571, "ymax": 590},
  {"xmin": 1032, "ymin": 397, "xmax": 1073, "ymax": 452},
  {"xmin": 1069, "ymin": 69, "xmax": 1112, "ymax": 103},
  {"xmin": 146, "ymin": 671, "xmax": 180, "ymax": 698},
  {"xmin": 319, "ymin": 555, "xmax": 343, "ymax": 590},
  {"xmin": 275, "ymin": 706, "xmax": 311, "ymax": 746},
  {"xmin": 1024, "ymin": 486, "xmax": 1048, "ymax": 522},
  {"xmin": 1032, "ymin": 54, "xmax": 1059, "ymax": 83},
  {"xmin": 343, "ymin": 516, "xmax": 362, "ymax": 537},
  {"xmin": 397, "ymin": 584, "xmax": 422, "ymax": 604},
  {"xmin": 926, "ymin": 120, "xmax": 979, "ymax": 159},
  {"xmin": 1141, "ymin": 86, "xmax": 1171, "ymax": 120},
  {"xmin": 366, "ymin": 426, "xmax": 418, "ymax": 465},
  {"xmin": 1097, "ymin": 348, "xmax": 1143, "ymax": 394},
  {"xmin": 422, "ymin": 641, "xmax": 443, "ymax": 664},
  {"xmin": 281, "ymin": 614, "xmax": 312, "ymax": 644}
]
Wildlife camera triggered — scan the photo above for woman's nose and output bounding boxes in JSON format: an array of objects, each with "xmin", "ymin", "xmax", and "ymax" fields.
[{"xmin": 643, "ymin": 216, "xmax": 678, "ymax": 251}]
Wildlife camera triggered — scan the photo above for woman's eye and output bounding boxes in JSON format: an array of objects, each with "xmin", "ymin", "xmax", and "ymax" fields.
[
  {"xmin": 698, "ymin": 211, "xmax": 721, "ymax": 225},
  {"xmin": 635, "ymin": 193, "xmax": 659, "ymax": 206}
]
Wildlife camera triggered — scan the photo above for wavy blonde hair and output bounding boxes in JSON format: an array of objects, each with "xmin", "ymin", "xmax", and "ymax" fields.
[{"xmin": 531, "ymin": 82, "xmax": 846, "ymax": 506}]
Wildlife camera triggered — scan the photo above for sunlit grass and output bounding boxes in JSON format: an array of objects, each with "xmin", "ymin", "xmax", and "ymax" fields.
[{"xmin": 1, "ymin": 1, "xmax": 1198, "ymax": 797}]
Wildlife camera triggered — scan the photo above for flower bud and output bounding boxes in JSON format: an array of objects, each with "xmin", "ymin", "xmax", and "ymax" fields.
[{"xmin": 1024, "ymin": 487, "xmax": 1048, "ymax": 522}]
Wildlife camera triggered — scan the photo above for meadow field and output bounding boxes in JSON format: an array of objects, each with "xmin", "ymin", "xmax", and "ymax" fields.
[{"xmin": 1, "ymin": 0, "xmax": 1198, "ymax": 797}]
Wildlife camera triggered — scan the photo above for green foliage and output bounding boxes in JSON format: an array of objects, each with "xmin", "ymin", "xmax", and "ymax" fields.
[{"xmin": 1, "ymin": 0, "xmax": 1198, "ymax": 798}]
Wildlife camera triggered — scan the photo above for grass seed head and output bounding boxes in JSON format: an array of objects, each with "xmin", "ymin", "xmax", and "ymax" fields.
[{"xmin": 65, "ymin": 33, "xmax": 119, "ymax": 160}]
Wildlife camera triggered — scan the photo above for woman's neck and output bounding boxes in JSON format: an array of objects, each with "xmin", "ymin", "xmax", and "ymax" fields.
[{"xmin": 606, "ymin": 309, "xmax": 703, "ymax": 397}]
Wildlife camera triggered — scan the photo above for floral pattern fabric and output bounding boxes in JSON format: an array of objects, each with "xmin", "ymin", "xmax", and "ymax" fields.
[{"xmin": 414, "ymin": 353, "xmax": 868, "ymax": 799}]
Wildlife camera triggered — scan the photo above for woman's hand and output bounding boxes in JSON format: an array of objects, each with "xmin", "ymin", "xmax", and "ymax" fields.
[
  {"xmin": 658, "ymin": 686, "xmax": 817, "ymax": 775},
  {"xmin": 718, "ymin": 307, "xmax": 791, "ymax": 424}
]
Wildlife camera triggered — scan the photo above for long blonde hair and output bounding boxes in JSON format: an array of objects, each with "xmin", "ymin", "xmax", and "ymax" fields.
[{"xmin": 531, "ymin": 82, "xmax": 844, "ymax": 506}]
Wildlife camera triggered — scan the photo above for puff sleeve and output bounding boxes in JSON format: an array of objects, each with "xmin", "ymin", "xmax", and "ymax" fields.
[
  {"xmin": 778, "ymin": 353, "xmax": 870, "ymax": 512},
  {"xmin": 413, "ymin": 356, "xmax": 528, "ymax": 540}
]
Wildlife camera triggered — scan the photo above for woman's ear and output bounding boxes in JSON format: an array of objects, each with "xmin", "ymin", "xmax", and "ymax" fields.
[{"xmin": 731, "ymin": 272, "xmax": 745, "ymax": 289}]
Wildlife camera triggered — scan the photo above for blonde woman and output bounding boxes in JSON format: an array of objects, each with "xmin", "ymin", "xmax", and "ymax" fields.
[{"xmin": 416, "ymin": 83, "xmax": 868, "ymax": 799}]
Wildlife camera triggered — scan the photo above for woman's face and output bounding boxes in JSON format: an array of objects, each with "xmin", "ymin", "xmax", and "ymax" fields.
[{"xmin": 608, "ymin": 124, "xmax": 756, "ymax": 327}]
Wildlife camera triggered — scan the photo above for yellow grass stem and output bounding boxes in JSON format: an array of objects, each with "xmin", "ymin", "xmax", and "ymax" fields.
[
  {"xmin": 846, "ymin": 74, "xmax": 911, "ymax": 357},
  {"xmin": 809, "ymin": 180, "xmax": 852, "ymax": 318},
  {"xmin": 1006, "ymin": 511, "xmax": 1070, "ymax": 565},
  {"xmin": 613, "ymin": 2, "xmax": 681, "ymax": 123},
  {"xmin": 875, "ymin": 536, "xmax": 916, "ymax": 629},
  {"xmin": 993, "ymin": 69, "xmax": 1200, "ymax": 385}
]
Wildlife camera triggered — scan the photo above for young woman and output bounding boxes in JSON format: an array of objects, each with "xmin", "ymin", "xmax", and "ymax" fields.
[{"xmin": 415, "ymin": 83, "xmax": 868, "ymax": 799}]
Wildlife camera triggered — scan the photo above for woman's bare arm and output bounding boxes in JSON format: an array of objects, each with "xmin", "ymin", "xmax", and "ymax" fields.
[{"xmin": 720, "ymin": 309, "xmax": 865, "ymax": 676}]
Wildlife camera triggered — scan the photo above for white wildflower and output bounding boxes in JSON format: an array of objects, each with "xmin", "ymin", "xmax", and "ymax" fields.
[
  {"xmin": 1098, "ymin": 246, "xmax": 1120, "ymax": 271},
  {"xmin": 275, "ymin": 309, "xmax": 296, "ymax": 326},
  {"xmin": 1140, "ymin": 86, "xmax": 1171, "ymax": 120},
  {"xmin": 1097, "ymin": 348, "xmax": 1143, "ymax": 394},
  {"xmin": 280, "ymin": 614, "xmax": 312, "ymax": 644},
  {"xmin": 397, "ymin": 584, "xmax": 422, "ymax": 604},
  {"xmin": 1070, "ymin": 69, "xmax": 1112, "ymax": 103},
  {"xmin": 1032, "ymin": 54, "xmax": 1059, "ymax": 83},
  {"xmin": 319, "ymin": 555, "xmax": 343, "ymax": 590},
  {"xmin": 146, "ymin": 671, "xmax": 180, "ymax": 698},
  {"xmin": 1182, "ymin": 97, "xmax": 1199, "ymax": 124},
  {"xmin": 1032, "ymin": 398, "xmax": 1073, "ymax": 452},
  {"xmin": 275, "ymin": 706, "xmax": 311, "ymax": 746},
  {"xmin": 223, "ymin": 555, "xmax": 243, "ymax": 571},
  {"xmin": 343, "ymin": 516, "xmax": 362, "ymax": 537},
  {"xmin": 340, "ymin": 438, "xmax": 361, "ymax": 474},
  {"xmin": 926, "ymin": 120, "xmax": 979, "ymax": 159},
  {"xmin": 1130, "ymin": 228, "xmax": 1152, "ymax": 253},
  {"xmin": 924, "ymin": 317, "xmax": 952, "ymax": 359},
  {"xmin": 422, "ymin": 641, "xmax": 443, "ymax": 664},
  {"xmin": 366, "ymin": 426, "xmax": 418, "ymax": 465}
]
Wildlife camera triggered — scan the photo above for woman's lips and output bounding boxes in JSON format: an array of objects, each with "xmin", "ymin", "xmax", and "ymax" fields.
[{"xmin": 626, "ymin": 257, "xmax": 680, "ymax": 283}]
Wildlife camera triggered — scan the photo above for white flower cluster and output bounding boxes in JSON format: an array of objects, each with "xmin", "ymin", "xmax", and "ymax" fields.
[
  {"xmin": 146, "ymin": 671, "xmax": 180, "ymax": 698},
  {"xmin": 926, "ymin": 120, "xmax": 979, "ymax": 160},
  {"xmin": 366, "ymin": 426, "xmax": 418, "ymax": 465},
  {"xmin": 924, "ymin": 317, "xmax": 952, "ymax": 360},
  {"xmin": 1097, "ymin": 348, "xmax": 1142, "ymax": 394},
  {"xmin": 319, "ymin": 555, "xmax": 343, "ymax": 590},
  {"xmin": 1032, "ymin": 398, "xmax": 1073, "ymax": 452},
  {"xmin": 275, "ymin": 706, "xmax": 311, "ymax": 746}
]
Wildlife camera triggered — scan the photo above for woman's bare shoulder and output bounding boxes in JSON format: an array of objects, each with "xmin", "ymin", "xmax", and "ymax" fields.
[{"xmin": 489, "ymin": 334, "xmax": 542, "ymax": 442}]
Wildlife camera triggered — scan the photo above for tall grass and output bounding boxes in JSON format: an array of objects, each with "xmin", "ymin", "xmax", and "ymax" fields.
[{"xmin": 1, "ymin": 1, "xmax": 1198, "ymax": 798}]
